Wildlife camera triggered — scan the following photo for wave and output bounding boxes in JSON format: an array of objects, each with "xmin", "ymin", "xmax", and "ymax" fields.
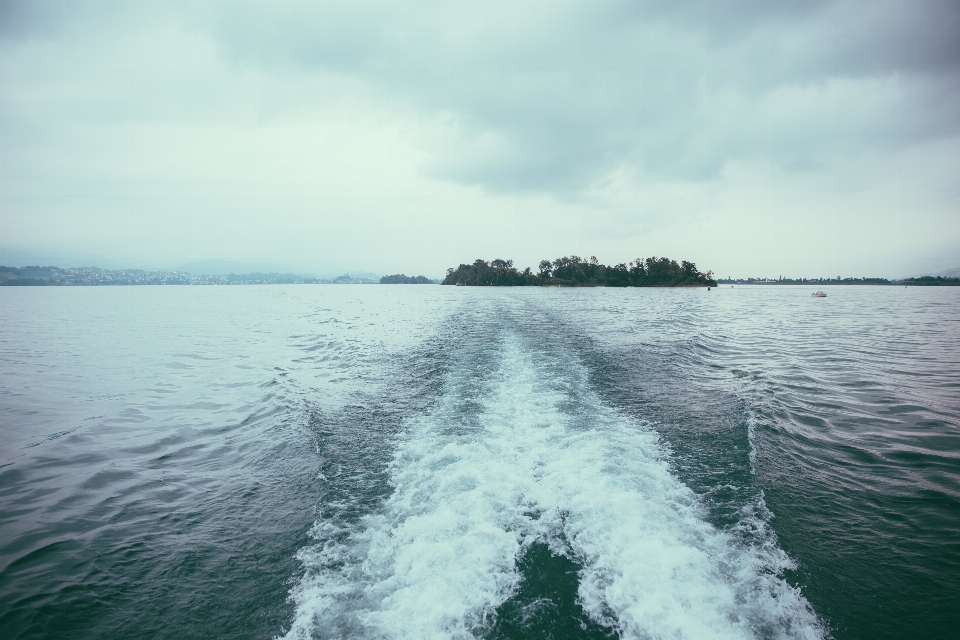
[{"xmin": 284, "ymin": 329, "xmax": 824, "ymax": 639}]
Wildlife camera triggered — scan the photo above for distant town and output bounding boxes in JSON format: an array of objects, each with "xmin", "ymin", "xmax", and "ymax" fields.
[{"xmin": 0, "ymin": 265, "xmax": 382, "ymax": 286}]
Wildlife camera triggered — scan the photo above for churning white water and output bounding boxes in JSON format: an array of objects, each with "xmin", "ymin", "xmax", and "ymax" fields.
[{"xmin": 285, "ymin": 331, "xmax": 823, "ymax": 640}]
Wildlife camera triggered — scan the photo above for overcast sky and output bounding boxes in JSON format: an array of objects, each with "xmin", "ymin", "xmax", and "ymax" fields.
[{"xmin": 1, "ymin": 0, "xmax": 958, "ymax": 278}]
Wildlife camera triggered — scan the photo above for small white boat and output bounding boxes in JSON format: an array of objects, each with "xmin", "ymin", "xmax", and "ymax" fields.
[{"xmin": 812, "ymin": 290, "xmax": 827, "ymax": 297}]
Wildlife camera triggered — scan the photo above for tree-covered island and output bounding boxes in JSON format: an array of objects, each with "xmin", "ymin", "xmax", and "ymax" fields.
[
  {"xmin": 442, "ymin": 256, "xmax": 717, "ymax": 287},
  {"xmin": 379, "ymin": 274, "xmax": 436, "ymax": 284}
]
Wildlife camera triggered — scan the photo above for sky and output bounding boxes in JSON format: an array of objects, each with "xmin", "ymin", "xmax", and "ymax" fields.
[{"xmin": 1, "ymin": 0, "xmax": 958, "ymax": 278}]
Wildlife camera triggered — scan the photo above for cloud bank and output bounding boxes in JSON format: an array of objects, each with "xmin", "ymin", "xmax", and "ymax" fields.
[{"xmin": 2, "ymin": 0, "xmax": 958, "ymax": 277}]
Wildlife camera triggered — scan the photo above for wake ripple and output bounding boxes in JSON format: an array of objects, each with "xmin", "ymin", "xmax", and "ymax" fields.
[{"xmin": 285, "ymin": 332, "xmax": 823, "ymax": 639}]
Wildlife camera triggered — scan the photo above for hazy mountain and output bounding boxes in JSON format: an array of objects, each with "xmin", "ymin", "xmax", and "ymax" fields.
[
  {"xmin": 0, "ymin": 247, "xmax": 134, "ymax": 270},
  {"xmin": 177, "ymin": 260, "xmax": 309, "ymax": 276},
  {"xmin": 935, "ymin": 266, "xmax": 960, "ymax": 278},
  {"xmin": 903, "ymin": 265, "xmax": 960, "ymax": 279}
]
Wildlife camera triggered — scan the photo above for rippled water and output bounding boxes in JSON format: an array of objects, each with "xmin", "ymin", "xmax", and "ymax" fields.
[{"xmin": 1, "ymin": 285, "xmax": 957, "ymax": 639}]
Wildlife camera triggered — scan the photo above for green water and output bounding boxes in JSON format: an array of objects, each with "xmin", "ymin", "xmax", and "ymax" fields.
[{"xmin": 1, "ymin": 285, "xmax": 957, "ymax": 638}]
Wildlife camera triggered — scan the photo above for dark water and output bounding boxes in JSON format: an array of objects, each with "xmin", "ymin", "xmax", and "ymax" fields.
[{"xmin": 1, "ymin": 285, "xmax": 957, "ymax": 639}]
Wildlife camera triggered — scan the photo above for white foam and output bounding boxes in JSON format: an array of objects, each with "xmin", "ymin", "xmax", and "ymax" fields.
[{"xmin": 284, "ymin": 334, "xmax": 824, "ymax": 639}]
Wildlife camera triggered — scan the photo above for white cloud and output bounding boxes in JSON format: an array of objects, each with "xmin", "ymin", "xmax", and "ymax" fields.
[{"xmin": 1, "ymin": 0, "xmax": 957, "ymax": 276}]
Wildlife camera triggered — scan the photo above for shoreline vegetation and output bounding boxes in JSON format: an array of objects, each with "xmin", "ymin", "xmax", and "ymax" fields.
[
  {"xmin": 379, "ymin": 274, "xmax": 437, "ymax": 284},
  {"xmin": 442, "ymin": 256, "xmax": 718, "ymax": 287}
]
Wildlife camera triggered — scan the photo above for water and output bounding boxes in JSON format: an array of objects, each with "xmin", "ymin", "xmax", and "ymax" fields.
[{"xmin": 1, "ymin": 285, "xmax": 957, "ymax": 639}]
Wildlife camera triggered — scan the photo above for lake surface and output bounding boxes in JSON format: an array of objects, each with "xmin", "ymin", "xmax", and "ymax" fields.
[{"xmin": 1, "ymin": 285, "xmax": 957, "ymax": 639}]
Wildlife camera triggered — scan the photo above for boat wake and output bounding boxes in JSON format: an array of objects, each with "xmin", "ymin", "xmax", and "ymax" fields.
[{"xmin": 284, "ymin": 327, "xmax": 823, "ymax": 639}]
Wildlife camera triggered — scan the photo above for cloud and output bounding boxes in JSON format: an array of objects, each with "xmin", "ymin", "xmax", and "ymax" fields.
[
  {"xmin": 5, "ymin": 0, "xmax": 958, "ymax": 190},
  {"xmin": 187, "ymin": 0, "xmax": 960, "ymax": 191},
  {"xmin": 1, "ymin": 0, "xmax": 957, "ymax": 276}
]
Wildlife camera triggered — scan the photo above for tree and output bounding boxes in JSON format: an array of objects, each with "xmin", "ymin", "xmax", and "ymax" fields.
[{"xmin": 442, "ymin": 255, "xmax": 717, "ymax": 287}]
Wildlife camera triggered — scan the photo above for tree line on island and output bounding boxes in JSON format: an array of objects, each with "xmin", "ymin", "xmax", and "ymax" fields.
[
  {"xmin": 379, "ymin": 274, "xmax": 436, "ymax": 284},
  {"xmin": 441, "ymin": 256, "xmax": 717, "ymax": 287}
]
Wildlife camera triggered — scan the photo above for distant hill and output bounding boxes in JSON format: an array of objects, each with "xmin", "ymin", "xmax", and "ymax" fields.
[
  {"xmin": 934, "ymin": 266, "xmax": 960, "ymax": 278},
  {"xmin": 178, "ymin": 260, "xmax": 307, "ymax": 276},
  {"xmin": 0, "ymin": 248, "xmax": 130, "ymax": 270},
  {"xmin": 0, "ymin": 265, "xmax": 374, "ymax": 285}
]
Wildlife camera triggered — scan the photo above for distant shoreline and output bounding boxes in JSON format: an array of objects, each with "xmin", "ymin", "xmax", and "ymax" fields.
[
  {"xmin": 719, "ymin": 277, "xmax": 960, "ymax": 286},
  {"xmin": 3, "ymin": 265, "xmax": 956, "ymax": 287},
  {"xmin": 0, "ymin": 266, "xmax": 382, "ymax": 286}
]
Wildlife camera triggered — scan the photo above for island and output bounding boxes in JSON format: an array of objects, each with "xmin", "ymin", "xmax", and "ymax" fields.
[
  {"xmin": 379, "ymin": 274, "xmax": 436, "ymax": 284},
  {"xmin": 441, "ymin": 256, "xmax": 718, "ymax": 287}
]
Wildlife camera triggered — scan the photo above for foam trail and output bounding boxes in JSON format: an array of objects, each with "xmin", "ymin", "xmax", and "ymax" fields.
[{"xmin": 285, "ymin": 333, "xmax": 824, "ymax": 639}]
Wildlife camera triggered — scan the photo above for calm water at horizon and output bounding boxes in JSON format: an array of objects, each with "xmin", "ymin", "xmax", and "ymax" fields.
[{"xmin": 1, "ymin": 285, "xmax": 958, "ymax": 639}]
